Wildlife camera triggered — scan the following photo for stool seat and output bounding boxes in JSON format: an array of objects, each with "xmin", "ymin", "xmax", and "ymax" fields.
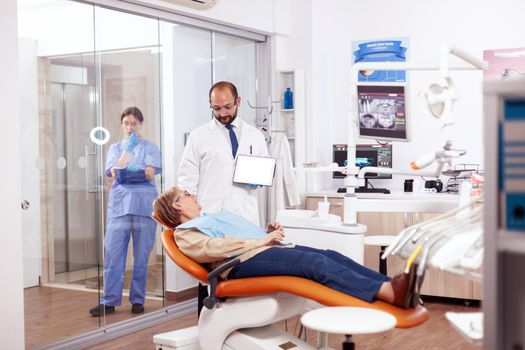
[
  {"xmin": 301, "ymin": 306, "xmax": 396, "ymax": 335},
  {"xmin": 364, "ymin": 235, "xmax": 397, "ymax": 275},
  {"xmin": 364, "ymin": 235, "xmax": 397, "ymax": 247}
]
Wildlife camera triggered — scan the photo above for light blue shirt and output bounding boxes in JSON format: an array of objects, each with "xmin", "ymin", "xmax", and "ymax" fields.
[
  {"xmin": 178, "ymin": 209, "xmax": 266, "ymax": 240},
  {"xmin": 105, "ymin": 138, "xmax": 161, "ymax": 218}
]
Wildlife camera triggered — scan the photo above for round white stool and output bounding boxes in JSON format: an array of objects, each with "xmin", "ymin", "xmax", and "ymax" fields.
[
  {"xmin": 364, "ymin": 235, "xmax": 397, "ymax": 275},
  {"xmin": 301, "ymin": 307, "xmax": 396, "ymax": 350}
]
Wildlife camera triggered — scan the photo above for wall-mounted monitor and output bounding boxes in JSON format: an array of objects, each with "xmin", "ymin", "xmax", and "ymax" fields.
[{"xmin": 357, "ymin": 85, "xmax": 408, "ymax": 142}]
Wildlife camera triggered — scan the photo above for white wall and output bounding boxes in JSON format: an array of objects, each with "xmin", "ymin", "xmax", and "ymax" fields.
[
  {"xmin": 135, "ymin": 0, "xmax": 280, "ymax": 35},
  {"xmin": 0, "ymin": 0, "xmax": 25, "ymax": 348},
  {"xmin": 308, "ymin": 0, "xmax": 525, "ymax": 192}
]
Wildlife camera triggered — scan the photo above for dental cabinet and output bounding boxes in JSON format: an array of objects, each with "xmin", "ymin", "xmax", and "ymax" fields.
[{"xmin": 305, "ymin": 192, "xmax": 481, "ymax": 300}]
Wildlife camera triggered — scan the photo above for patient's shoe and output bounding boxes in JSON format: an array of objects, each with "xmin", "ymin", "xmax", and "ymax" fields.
[
  {"xmin": 390, "ymin": 272, "xmax": 412, "ymax": 309},
  {"xmin": 391, "ymin": 264, "xmax": 425, "ymax": 309},
  {"xmin": 89, "ymin": 304, "xmax": 115, "ymax": 317}
]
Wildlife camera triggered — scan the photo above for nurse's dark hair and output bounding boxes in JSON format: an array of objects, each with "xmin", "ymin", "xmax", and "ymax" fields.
[
  {"xmin": 209, "ymin": 81, "xmax": 238, "ymax": 101},
  {"xmin": 121, "ymin": 106, "xmax": 144, "ymax": 123},
  {"xmin": 152, "ymin": 188, "xmax": 182, "ymax": 229}
]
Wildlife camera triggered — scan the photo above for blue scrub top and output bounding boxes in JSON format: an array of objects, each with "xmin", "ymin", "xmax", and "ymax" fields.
[{"xmin": 105, "ymin": 138, "xmax": 161, "ymax": 218}]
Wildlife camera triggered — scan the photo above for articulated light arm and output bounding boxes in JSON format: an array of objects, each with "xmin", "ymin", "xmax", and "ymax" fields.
[{"xmin": 441, "ymin": 45, "xmax": 490, "ymax": 78}]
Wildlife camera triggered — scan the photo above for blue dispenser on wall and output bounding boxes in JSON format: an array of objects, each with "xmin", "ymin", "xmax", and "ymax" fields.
[{"xmin": 283, "ymin": 87, "xmax": 294, "ymax": 109}]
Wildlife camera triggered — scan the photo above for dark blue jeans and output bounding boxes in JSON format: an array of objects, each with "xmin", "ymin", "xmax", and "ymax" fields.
[{"xmin": 228, "ymin": 245, "xmax": 390, "ymax": 302}]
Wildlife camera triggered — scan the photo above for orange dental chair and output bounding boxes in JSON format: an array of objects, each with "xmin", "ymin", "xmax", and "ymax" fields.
[{"xmin": 158, "ymin": 225, "xmax": 430, "ymax": 350}]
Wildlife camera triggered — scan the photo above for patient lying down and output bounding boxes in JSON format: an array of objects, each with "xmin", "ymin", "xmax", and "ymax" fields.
[{"xmin": 153, "ymin": 187, "xmax": 420, "ymax": 309}]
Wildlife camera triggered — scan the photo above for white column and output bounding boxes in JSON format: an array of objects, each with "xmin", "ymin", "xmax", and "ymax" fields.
[{"xmin": 0, "ymin": 0, "xmax": 25, "ymax": 348}]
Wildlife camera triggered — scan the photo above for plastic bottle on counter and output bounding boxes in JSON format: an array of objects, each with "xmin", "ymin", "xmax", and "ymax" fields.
[{"xmin": 283, "ymin": 87, "xmax": 294, "ymax": 109}]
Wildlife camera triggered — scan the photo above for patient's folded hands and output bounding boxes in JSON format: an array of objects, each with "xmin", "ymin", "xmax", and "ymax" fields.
[
  {"xmin": 257, "ymin": 229, "xmax": 285, "ymax": 247},
  {"xmin": 266, "ymin": 222, "xmax": 283, "ymax": 232}
]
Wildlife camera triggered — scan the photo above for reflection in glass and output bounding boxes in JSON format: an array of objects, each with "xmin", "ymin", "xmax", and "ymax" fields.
[
  {"xmin": 93, "ymin": 6, "xmax": 164, "ymax": 325},
  {"xmin": 213, "ymin": 33, "xmax": 257, "ymax": 126}
]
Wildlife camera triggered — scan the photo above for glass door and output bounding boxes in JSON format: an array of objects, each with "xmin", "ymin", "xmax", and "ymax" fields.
[
  {"xmin": 49, "ymin": 81, "xmax": 99, "ymax": 278},
  {"xmin": 18, "ymin": 0, "xmax": 164, "ymax": 346},
  {"xmin": 18, "ymin": 1, "xmax": 106, "ymax": 346}
]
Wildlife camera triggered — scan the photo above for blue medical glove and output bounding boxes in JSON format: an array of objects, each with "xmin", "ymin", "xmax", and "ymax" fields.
[
  {"xmin": 247, "ymin": 184, "xmax": 258, "ymax": 188},
  {"xmin": 126, "ymin": 163, "xmax": 142, "ymax": 172},
  {"xmin": 125, "ymin": 132, "xmax": 138, "ymax": 152}
]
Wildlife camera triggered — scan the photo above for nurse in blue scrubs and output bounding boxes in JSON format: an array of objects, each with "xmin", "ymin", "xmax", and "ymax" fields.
[{"xmin": 89, "ymin": 106, "xmax": 161, "ymax": 316}]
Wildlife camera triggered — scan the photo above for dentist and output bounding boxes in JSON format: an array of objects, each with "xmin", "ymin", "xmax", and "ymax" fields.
[{"xmin": 177, "ymin": 81, "xmax": 268, "ymax": 225}]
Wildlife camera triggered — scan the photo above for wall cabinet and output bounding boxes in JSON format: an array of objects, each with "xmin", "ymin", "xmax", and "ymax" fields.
[{"xmin": 305, "ymin": 196, "xmax": 481, "ymax": 300}]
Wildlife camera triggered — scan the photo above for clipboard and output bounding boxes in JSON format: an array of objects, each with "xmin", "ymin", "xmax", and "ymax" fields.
[{"xmin": 233, "ymin": 154, "xmax": 276, "ymax": 187}]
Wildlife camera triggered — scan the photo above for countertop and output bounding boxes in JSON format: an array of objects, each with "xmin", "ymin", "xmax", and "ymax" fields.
[{"xmin": 305, "ymin": 190, "xmax": 459, "ymax": 213}]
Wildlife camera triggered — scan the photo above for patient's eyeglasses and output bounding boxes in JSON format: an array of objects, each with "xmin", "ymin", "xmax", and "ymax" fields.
[{"xmin": 174, "ymin": 190, "xmax": 191, "ymax": 203}]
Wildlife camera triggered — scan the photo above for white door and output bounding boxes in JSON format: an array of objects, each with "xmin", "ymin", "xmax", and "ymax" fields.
[{"xmin": 19, "ymin": 37, "xmax": 41, "ymax": 288}]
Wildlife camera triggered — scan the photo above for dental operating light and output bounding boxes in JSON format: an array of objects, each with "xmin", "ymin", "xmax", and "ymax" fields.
[{"xmin": 418, "ymin": 76, "xmax": 459, "ymax": 126}]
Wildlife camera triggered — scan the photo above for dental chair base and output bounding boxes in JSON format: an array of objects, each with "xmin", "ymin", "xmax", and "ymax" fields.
[
  {"xmin": 154, "ymin": 325, "xmax": 315, "ymax": 350},
  {"xmin": 200, "ymin": 293, "xmax": 312, "ymax": 350},
  {"xmin": 154, "ymin": 294, "xmax": 316, "ymax": 350}
]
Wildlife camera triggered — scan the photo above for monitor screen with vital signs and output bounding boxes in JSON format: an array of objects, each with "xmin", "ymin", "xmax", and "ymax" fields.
[{"xmin": 357, "ymin": 85, "xmax": 408, "ymax": 141}]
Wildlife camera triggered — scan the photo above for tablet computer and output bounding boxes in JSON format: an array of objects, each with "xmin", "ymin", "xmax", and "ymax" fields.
[{"xmin": 233, "ymin": 155, "xmax": 276, "ymax": 187}]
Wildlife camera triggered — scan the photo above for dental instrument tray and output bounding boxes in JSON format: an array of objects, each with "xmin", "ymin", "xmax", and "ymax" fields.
[
  {"xmin": 233, "ymin": 155, "xmax": 277, "ymax": 187},
  {"xmin": 443, "ymin": 163, "xmax": 483, "ymax": 193}
]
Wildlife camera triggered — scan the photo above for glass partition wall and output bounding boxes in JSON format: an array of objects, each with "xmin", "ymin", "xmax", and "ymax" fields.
[{"xmin": 18, "ymin": 0, "xmax": 267, "ymax": 347}]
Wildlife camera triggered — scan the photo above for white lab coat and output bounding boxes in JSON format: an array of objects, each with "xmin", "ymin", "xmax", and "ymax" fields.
[
  {"xmin": 178, "ymin": 118, "xmax": 268, "ymax": 225},
  {"xmin": 269, "ymin": 132, "xmax": 301, "ymax": 220}
]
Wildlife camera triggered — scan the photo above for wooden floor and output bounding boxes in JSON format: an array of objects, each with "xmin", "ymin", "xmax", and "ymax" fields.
[
  {"xmin": 24, "ymin": 286, "xmax": 165, "ymax": 349},
  {"xmin": 86, "ymin": 298, "xmax": 481, "ymax": 350}
]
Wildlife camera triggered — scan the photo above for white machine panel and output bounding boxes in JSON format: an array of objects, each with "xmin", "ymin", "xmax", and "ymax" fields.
[{"xmin": 277, "ymin": 210, "xmax": 366, "ymax": 264}]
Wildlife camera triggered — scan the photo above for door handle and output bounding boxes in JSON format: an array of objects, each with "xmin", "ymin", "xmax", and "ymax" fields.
[
  {"xmin": 85, "ymin": 145, "xmax": 98, "ymax": 197},
  {"xmin": 21, "ymin": 200, "xmax": 30, "ymax": 210}
]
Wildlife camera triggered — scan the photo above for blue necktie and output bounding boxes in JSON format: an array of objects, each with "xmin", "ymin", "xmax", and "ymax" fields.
[{"xmin": 225, "ymin": 124, "xmax": 238, "ymax": 158}]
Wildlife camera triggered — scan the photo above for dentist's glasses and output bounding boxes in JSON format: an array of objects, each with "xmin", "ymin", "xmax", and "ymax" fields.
[{"xmin": 210, "ymin": 100, "xmax": 237, "ymax": 113}]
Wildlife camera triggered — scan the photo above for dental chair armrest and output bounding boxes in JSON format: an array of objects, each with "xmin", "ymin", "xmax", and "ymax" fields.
[
  {"xmin": 203, "ymin": 258, "xmax": 241, "ymax": 309},
  {"xmin": 207, "ymin": 258, "xmax": 241, "ymax": 280}
]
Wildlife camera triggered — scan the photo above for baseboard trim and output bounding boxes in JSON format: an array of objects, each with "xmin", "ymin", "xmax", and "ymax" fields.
[{"xmin": 166, "ymin": 287, "xmax": 198, "ymax": 302}]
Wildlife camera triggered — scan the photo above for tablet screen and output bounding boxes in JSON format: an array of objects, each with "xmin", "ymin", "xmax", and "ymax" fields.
[{"xmin": 233, "ymin": 155, "xmax": 276, "ymax": 187}]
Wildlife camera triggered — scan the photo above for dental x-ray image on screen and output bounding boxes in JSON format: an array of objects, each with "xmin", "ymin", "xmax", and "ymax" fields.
[
  {"xmin": 233, "ymin": 155, "xmax": 276, "ymax": 187},
  {"xmin": 358, "ymin": 85, "xmax": 408, "ymax": 141}
]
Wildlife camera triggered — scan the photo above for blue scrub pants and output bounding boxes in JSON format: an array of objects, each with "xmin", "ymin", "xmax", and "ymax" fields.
[
  {"xmin": 228, "ymin": 245, "xmax": 390, "ymax": 302},
  {"xmin": 101, "ymin": 214, "xmax": 156, "ymax": 306}
]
